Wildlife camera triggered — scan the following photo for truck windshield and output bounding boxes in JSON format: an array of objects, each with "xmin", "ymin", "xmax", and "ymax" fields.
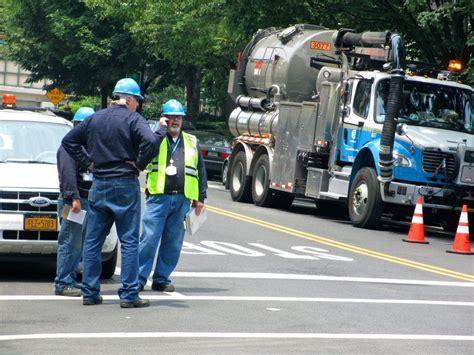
[
  {"xmin": 0, "ymin": 121, "xmax": 70, "ymax": 164},
  {"xmin": 375, "ymin": 79, "xmax": 473, "ymax": 134}
]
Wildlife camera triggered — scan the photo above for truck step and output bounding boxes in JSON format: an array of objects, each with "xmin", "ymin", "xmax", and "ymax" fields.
[{"xmin": 318, "ymin": 191, "xmax": 346, "ymax": 200}]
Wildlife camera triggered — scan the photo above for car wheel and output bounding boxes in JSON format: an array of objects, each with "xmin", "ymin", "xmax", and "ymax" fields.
[
  {"xmin": 222, "ymin": 161, "xmax": 228, "ymax": 186},
  {"xmin": 101, "ymin": 244, "xmax": 118, "ymax": 279}
]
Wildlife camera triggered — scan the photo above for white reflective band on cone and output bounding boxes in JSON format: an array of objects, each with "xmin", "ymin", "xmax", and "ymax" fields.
[
  {"xmin": 456, "ymin": 226, "xmax": 469, "ymax": 234},
  {"xmin": 411, "ymin": 216, "xmax": 423, "ymax": 224},
  {"xmin": 459, "ymin": 213, "xmax": 469, "ymax": 223},
  {"xmin": 414, "ymin": 204, "xmax": 423, "ymax": 214}
]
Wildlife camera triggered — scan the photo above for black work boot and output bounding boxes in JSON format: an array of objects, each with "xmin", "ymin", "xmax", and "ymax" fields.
[
  {"xmin": 151, "ymin": 283, "xmax": 175, "ymax": 292},
  {"xmin": 120, "ymin": 297, "xmax": 150, "ymax": 308}
]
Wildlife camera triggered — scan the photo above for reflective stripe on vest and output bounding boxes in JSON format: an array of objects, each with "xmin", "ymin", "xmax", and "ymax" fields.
[{"xmin": 146, "ymin": 132, "xmax": 199, "ymax": 200}]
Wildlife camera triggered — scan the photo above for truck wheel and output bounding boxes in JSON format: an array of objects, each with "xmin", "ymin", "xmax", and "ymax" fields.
[
  {"xmin": 230, "ymin": 151, "xmax": 252, "ymax": 202},
  {"xmin": 252, "ymin": 154, "xmax": 275, "ymax": 206},
  {"xmin": 348, "ymin": 167, "xmax": 384, "ymax": 228},
  {"xmin": 100, "ymin": 244, "xmax": 117, "ymax": 279}
]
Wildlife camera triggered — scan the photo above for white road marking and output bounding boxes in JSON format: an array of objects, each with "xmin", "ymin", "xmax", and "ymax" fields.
[
  {"xmin": 169, "ymin": 272, "xmax": 474, "ymax": 288},
  {"xmin": 112, "ymin": 268, "xmax": 473, "ymax": 288},
  {"xmin": 0, "ymin": 295, "xmax": 472, "ymax": 307},
  {"xmin": 114, "ymin": 268, "xmax": 184, "ymax": 296},
  {"xmin": 1, "ymin": 333, "xmax": 473, "ymax": 341}
]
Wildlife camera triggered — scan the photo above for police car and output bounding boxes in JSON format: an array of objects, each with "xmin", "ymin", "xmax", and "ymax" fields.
[{"xmin": 0, "ymin": 97, "xmax": 118, "ymax": 278}]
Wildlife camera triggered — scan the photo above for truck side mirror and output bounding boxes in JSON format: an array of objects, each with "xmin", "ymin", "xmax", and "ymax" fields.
[{"xmin": 395, "ymin": 123, "xmax": 408, "ymax": 136}]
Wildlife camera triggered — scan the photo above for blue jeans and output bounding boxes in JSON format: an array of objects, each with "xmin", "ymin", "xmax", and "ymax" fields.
[
  {"xmin": 82, "ymin": 177, "xmax": 140, "ymax": 302},
  {"xmin": 54, "ymin": 195, "xmax": 89, "ymax": 290},
  {"xmin": 138, "ymin": 194, "xmax": 190, "ymax": 286}
]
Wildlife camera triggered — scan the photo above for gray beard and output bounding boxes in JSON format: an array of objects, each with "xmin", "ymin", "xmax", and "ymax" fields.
[{"xmin": 168, "ymin": 126, "xmax": 180, "ymax": 136}]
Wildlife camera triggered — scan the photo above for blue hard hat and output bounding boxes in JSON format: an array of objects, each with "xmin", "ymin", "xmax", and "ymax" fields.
[
  {"xmin": 73, "ymin": 107, "xmax": 95, "ymax": 122},
  {"xmin": 162, "ymin": 99, "xmax": 186, "ymax": 116},
  {"xmin": 112, "ymin": 78, "xmax": 144, "ymax": 100}
]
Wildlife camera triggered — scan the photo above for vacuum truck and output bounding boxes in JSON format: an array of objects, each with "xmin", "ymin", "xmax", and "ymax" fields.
[{"xmin": 225, "ymin": 24, "xmax": 474, "ymax": 230}]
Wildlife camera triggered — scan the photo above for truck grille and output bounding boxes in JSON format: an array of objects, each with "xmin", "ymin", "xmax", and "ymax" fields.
[
  {"xmin": 422, "ymin": 150, "xmax": 456, "ymax": 177},
  {"xmin": 0, "ymin": 191, "xmax": 59, "ymax": 212}
]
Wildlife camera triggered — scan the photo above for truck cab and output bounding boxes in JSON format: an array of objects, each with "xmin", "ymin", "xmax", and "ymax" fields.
[{"xmin": 340, "ymin": 72, "xmax": 473, "ymax": 228}]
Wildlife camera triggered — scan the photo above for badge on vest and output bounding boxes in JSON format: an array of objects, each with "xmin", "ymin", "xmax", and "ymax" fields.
[{"xmin": 165, "ymin": 159, "xmax": 177, "ymax": 176}]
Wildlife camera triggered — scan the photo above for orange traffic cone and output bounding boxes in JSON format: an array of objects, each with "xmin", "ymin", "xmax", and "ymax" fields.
[
  {"xmin": 403, "ymin": 196, "xmax": 429, "ymax": 244},
  {"xmin": 447, "ymin": 205, "xmax": 474, "ymax": 255}
]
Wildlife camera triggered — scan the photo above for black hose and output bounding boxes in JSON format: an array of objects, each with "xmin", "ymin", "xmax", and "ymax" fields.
[
  {"xmin": 378, "ymin": 34, "xmax": 406, "ymax": 182},
  {"xmin": 379, "ymin": 74, "xmax": 404, "ymax": 181}
]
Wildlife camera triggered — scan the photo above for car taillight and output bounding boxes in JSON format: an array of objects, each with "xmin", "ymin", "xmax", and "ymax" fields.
[
  {"xmin": 201, "ymin": 149, "xmax": 207, "ymax": 156},
  {"xmin": 219, "ymin": 152, "xmax": 231, "ymax": 159}
]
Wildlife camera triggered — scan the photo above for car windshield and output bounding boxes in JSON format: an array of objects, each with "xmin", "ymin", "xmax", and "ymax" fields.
[
  {"xmin": 375, "ymin": 79, "xmax": 473, "ymax": 134},
  {"xmin": 0, "ymin": 121, "xmax": 70, "ymax": 164},
  {"xmin": 192, "ymin": 131, "xmax": 230, "ymax": 147}
]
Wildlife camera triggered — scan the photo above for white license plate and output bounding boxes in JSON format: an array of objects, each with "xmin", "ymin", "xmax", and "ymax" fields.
[{"xmin": 208, "ymin": 151, "xmax": 218, "ymax": 157}]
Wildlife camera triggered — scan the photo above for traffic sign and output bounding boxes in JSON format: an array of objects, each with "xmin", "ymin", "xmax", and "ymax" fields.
[{"xmin": 46, "ymin": 88, "xmax": 65, "ymax": 106}]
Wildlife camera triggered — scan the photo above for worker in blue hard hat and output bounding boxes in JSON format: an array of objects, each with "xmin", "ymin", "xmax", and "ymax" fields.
[
  {"xmin": 137, "ymin": 99, "xmax": 207, "ymax": 293},
  {"xmin": 72, "ymin": 107, "xmax": 95, "ymax": 125},
  {"xmin": 55, "ymin": 107, "xmax": 95, "ymax": 297},
  {"xmin": 62, "ymin": 78, "xmax": 168, "ymax": 308}
]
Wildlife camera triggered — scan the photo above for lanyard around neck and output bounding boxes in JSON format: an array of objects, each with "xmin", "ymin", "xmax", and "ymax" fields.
[{"xmin": 167, "ymin": 136, "xmax": 181, "ymax": 157}]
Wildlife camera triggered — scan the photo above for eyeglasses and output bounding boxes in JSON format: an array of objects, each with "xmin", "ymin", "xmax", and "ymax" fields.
[{"xmin": 166, "ymin": 115, "xmax": 183, "ymax": 120}]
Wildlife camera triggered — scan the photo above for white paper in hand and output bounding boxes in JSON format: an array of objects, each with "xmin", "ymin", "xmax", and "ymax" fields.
[
  {"xmin": 67, "ymin": 209, "xmax": 87, "ymax": 225},
  {"xmin": 185, "ymin": 207, "xmax": 207, "ymax": 235}
]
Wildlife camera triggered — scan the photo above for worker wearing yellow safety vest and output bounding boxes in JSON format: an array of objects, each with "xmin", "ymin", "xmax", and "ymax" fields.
[{"xmin": 137, "ymin": 99, "xmax": 207, "ymax": 292}]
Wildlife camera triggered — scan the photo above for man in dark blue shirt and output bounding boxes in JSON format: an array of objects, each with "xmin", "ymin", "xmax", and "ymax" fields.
[
  {"xmin": 55, "ymin": 107, "xmax": 94, "ymax": 297},
  {"xmin": 62, "ymin": 78, "xmax": 167, "ymax": 308}
]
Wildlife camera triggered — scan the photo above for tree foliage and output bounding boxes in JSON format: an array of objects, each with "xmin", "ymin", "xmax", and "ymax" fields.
[
  {"xmin": 2, "ymin": 0, "xmax": 144, "ymax": 107},
  {"xmin": 1, "ymin": 0, "xmax": 471, "ymax": 117}
]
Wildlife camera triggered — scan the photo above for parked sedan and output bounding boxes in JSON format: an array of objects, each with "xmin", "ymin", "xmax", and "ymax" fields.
[{"xmin": 190, "ymin": 130, "xmax": 231, "ymax": 178}]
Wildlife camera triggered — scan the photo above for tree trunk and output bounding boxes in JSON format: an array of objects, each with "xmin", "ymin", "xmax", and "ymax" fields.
[
  {"xmin": 100, "ymin": 87, "xmax": 108, "ymax": 109},
  {"xmin": 185, "ymin": 68, "xmax": 202, "ymax": 126}
]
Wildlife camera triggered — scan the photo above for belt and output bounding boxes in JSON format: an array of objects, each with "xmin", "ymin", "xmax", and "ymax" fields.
[
  {"xmin": 94, "ymin": 175, "xmax": 137, "ymax": 180},
  {"xmin": 164, "ymin": 190, "xmax": 183, "ymax": 195}
]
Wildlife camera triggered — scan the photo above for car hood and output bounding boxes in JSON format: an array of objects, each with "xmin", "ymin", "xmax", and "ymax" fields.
[
  {"xmin": 402, "ymin": 126, "xmax": 473, "ymax": 151},
  {"xmin": 0, "ymin": 163, "xmax": 59, "ymax": 190}
]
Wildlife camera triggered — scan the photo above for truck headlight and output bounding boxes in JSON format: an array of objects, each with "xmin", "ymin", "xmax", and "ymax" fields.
[{"xmin": 393, "ymin": 152, "xmax": 412, "ymax": 167}]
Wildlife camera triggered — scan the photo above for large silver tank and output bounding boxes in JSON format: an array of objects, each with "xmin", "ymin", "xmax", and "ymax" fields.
[
  {"xmin": 243, "ymin": 24, "xmax": 338, "ymax": 102},
  {"xmin": 228, "ymin": 107, "xmax": 279, "ymax": 138}
]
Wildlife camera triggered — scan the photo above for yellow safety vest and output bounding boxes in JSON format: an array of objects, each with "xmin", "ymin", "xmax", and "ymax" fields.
[{"xmin": 146, "ymin": 132, "xmax": 199, "ymax": 200}]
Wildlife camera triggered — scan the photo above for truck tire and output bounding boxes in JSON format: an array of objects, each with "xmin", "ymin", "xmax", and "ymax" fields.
[
  {"xmin": 252, "ymin": 154, "xmax": 275, "ymax": 206},
  {"xmin": 100, "ymin": 244, "xmax": 118, "ymax": 279},
  {"xmin": 348, "ymin": 167, "xmax": 384, "ymax": 229},
  {"xmin": 230, "ymin": 151, "xmax": 252, "ymax": 202}
]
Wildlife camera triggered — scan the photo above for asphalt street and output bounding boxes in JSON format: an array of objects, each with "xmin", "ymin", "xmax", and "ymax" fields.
[{"xmin": 1, "ymin": 179, "xmax": 473, "ymax": 354}]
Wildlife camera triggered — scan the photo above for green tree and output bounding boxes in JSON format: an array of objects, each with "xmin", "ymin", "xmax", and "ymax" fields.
[
  {"xmin": 1, "ymin": 0, "xmax": 144, "ymax": 107},
  {"xmin": 313, "ymin": 0, "xmax": 473, "ymax": 82}
]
